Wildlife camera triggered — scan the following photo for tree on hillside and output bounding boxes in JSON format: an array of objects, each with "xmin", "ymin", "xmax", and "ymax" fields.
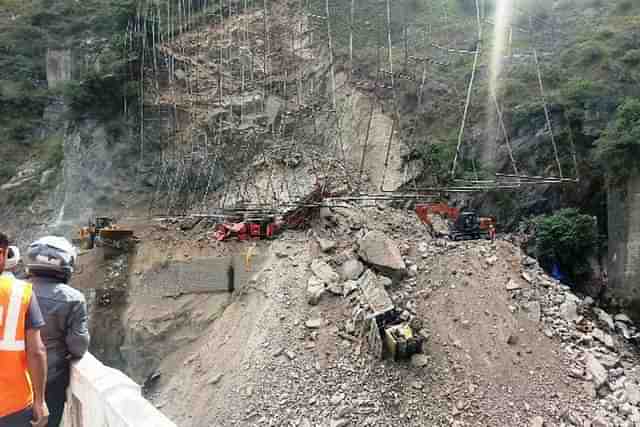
[{"xmin": 594, "ymin": 98, "xmax": 640, "ymax": 181}]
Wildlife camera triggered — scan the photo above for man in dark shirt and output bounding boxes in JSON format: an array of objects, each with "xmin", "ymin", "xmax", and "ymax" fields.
[
  {"xmin": 0, "ymin": 233, "xmax": 48, "ymax": 427},
  {"xmin": 26, "ymin": 236, "xmax": 90, "ymax": 427}
]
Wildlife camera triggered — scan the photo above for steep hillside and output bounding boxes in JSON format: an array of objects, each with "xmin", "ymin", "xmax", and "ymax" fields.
[{"xmin": 1, "ymin": 0, "xmax": 639, "ymax": 242}]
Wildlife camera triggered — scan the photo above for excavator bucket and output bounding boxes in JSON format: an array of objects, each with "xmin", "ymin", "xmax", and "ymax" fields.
[{"xmin": 99, "ymin": 228, "xmax": 133, "ymax": 241}]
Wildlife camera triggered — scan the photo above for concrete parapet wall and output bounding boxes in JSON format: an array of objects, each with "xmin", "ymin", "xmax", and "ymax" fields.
[
  {"xmin": 137, "ymin": 254, "xmax": 265, "ymax": 298},
  {"xmin": 63, "ymin": 353, "xmax": 176, "ymax": 427},
  {"xmin": 607, "ymin": 175, "xmax": 640, "ymax": 308}
]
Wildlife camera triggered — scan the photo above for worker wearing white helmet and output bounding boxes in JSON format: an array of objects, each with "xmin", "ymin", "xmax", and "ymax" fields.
[
  {"xmin": 26, "ymin": 236, "xmax": 89, "ymax": 427},
  {"xmin": 2, "ymin": 245, "xmax": 21, "ymax": 278}
]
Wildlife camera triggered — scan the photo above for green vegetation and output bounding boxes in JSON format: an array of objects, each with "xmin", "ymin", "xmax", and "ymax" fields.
[
  {"xmin": 0, "ymin": 0, "xmax": 140, "ymax": 192},
  {"xmin": 621, "ymin": 49, "xmax": 640, "ymax": 66},
  {"xmin": 416, "ymin": 139, "xmax": 457, "ymax": 183},
  {"xmin": 594, "ymin": 98, "xmax": 640, "ymax": 181},
  {"xmin": 530, "ymin": 208, "xmax": 598, "ymax": 281}
]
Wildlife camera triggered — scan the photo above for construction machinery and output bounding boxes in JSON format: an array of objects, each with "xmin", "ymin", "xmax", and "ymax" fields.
[
  {"xmin": 354, "ymin": 271, "xmax": 425, "ymax": 360},
  {"xmin": 75, "ymin": 217, "xmax": 134, "ymax": 250},
  {"xmin": 449, "ymin": 209, "xmax": 482, "ymax": 241},
  {"xmin": 415, "ymin": 202, "xmax": 496, "ymax": 241}
]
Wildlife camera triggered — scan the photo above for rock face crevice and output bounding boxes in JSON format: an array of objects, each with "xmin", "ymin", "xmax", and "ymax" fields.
[{"xmin": 606, "ymin": 175, "xmax": 640, "ymax": 312}]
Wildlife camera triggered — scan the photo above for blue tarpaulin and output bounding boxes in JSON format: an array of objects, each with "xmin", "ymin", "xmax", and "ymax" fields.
[{"xmin": 551, "ymin": 262, "xmax": 565, "ymax": 282}]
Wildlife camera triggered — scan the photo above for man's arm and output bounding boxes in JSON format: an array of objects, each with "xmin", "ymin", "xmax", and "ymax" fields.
[
  {"xmin": 25, "ymin": 293, "xmax": 48, "ymax": 427},
  {"xmin": 65, "ymin": 298, "xmax": 90, "ymax": 359},
  {"xmin": 25, "ymin": 329, "xmax": 47, "ymax": 405}
]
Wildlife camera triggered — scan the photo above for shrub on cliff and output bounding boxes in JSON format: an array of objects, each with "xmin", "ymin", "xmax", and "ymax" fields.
[{"xmin": 530, "ymin": 208, "xmax": 598, "ymax": 281}]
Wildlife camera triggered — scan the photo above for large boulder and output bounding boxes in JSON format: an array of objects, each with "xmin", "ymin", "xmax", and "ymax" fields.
[{"xmin": 357, "ymin": 231, "xmax": 406, "ymax": 278}]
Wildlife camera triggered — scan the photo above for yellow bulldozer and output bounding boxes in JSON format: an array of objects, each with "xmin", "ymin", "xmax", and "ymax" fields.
[{"xmin": 75, "ymin": 217, "xmax": 134, "ymax": 250}]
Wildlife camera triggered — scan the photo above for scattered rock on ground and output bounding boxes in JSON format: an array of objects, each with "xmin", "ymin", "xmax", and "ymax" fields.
[
  {"xmin": 614, "ymin": 313, "xmax": 632, "ymax": 324},
  {"xmin": 330, "ymin": 392, "xmax": 345, "ymax": 405},
  {"xmin": 585, "ymin": 352, "xmax": 608, "ymax": 389},
  {"xmin": 342, "ymin": 280, "xmax": 359, "ymax": 296},
  {"xmin": 410, "ymin": 354, "xmax": 429, "ymax": 368},
  {"xmin": 523, "ymin": 301, "xmax": 542, "ymax": 322},
  {"xmin": 208, "ymin": 373, "xmax": 223, "ymax": 385},
  {"xmin": 626, "ymin": 381, "xmax": 640, "ymax": 405},
  {"xmin": 615, "ymin": 321, "xmax": 631, "ymax": 339},
  {"xmin": 307, "ymin": 276, "xmax": 326, "ymax": 306},
  {"xmin": 318, "ymin": 238, "xmax": 337, "ymax": 253},
  {"xmin": 506, "ymin": 279, "xmax": 521, "ymax": 291},
  {"xmin": 328, "ymin": 283, "xmax": 344, "ymax": 296},
  {"xmin": 311, "ymin": 259, "xmax": 340, "ymax": 284},
  {"xmin": 594, "ymin": 308, "xmax": 615, "ymax": 332},
  {"xmin": 305, "ymin": 318, "xmax": 322, "ymax": 329},
  {"xmin": 592, "ymin": 328, "xmax": 615, "ymax": 349},
  {"xmin": 340, "ymin": 259, "xmax": 364, "ymax": 281},
  {"xmin": 560, "ymin": 300, "xmax": 580, "ymax": 323},
  {"xmin": 591, "ymin": 416, "xmax": 609, "ymax": 427},
  {"xmin": 594, "ymin": 352, "xmax": 619, "ymax": 369},
  {"xmin": 529, "ymin": 415, "xmax": 544, "ymax": 427}
]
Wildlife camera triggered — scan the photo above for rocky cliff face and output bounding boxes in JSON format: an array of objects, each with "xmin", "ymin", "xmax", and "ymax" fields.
[{"xmin": 607, "ymin": 175, "xmax": 640, "ymax": 311}]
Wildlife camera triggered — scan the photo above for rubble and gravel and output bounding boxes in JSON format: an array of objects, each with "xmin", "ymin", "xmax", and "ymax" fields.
[{"xmin": 142, "ymin": 204, "xmax": 640, "ymax": 427}]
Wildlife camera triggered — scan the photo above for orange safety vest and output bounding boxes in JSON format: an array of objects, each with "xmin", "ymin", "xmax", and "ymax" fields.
[{"xmin": 0, "ymin": 275, "xmax": 34, "ymax": 418}]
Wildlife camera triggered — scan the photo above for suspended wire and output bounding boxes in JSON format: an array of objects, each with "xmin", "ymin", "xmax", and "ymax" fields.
[
  {"xmin": 492, "ymin": 93, "xmax": 519, "ymax": 177},
  {"xmin": 450, "ymin": 0, "xmax": 481, "ymax": 179},
  {"xmin": 528, "ymin": 17, "xmax": 563, "ymax": 180},
  {"xmin": 379, "ymin": 0, "xmax": 406, "ymax": 192},
  {"xmin": 140, "ymin": 0, "xmax": 580, "ymax": 217},
  {"xmin": 563, "ymin": 110, "xmax": 580, "ymax": 182}
]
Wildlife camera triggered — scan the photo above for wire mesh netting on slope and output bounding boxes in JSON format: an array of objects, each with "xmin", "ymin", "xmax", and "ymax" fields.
[{"xmin": 124, "ymin": 0, "xmax": 580, "ymax": 218}]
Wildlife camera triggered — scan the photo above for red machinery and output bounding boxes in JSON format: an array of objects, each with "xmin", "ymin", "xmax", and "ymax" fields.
[
  {"xmin": 415, "ymin": 202, "xmax": 496, "ymax": 240},
  {"xmin": 415, "ymin": 202, "xmax": 460, "ymax": 225},
  {"xmin": 213, "ymin": 219, "xmax": 282, "ymax": 241}
]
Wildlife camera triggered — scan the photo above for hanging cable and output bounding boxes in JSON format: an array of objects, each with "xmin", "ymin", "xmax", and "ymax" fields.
[
  {"xmin": 450, "ymin": 0, "xmax": 481, "ymax": 179},
  {"xmin": 492, "ymin": 92, "xmax": 519, "ymax": 177},
  {"xmin": 529, "ymin": 15, "xmax": 563, "ymax": 178}
]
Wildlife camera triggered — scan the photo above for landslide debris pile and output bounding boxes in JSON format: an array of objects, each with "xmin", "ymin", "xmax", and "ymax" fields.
[
  {"xmin": 143, "ymin": 205, "xmax": 640, "ymax": 427},
  {"xmin": 276, "ymin": 205, "xmax": 640, "ymax": 426},
  {"xmin": 511, "ymin": 255, "xmax": 640, "ymax": 427}
]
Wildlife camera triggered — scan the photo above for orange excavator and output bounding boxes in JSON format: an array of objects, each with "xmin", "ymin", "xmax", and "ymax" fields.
[{"xmin": 415, "ymin": 202, "xmax": 496, "ymax": 241}]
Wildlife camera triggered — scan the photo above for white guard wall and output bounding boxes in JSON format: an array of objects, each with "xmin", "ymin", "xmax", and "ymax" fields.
[{"xmin": 62, "ymin": 353, "xmax": 176, "ymax": 427}]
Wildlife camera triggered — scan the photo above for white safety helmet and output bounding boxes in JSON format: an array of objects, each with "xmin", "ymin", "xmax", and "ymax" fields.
[
  {"xmin": 26, "ymin": 236, "xmax": 77, "ymax": 282},
  {"xmin": 5, "ymin": 246, "xmax": 20, "ymax": 271}
]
